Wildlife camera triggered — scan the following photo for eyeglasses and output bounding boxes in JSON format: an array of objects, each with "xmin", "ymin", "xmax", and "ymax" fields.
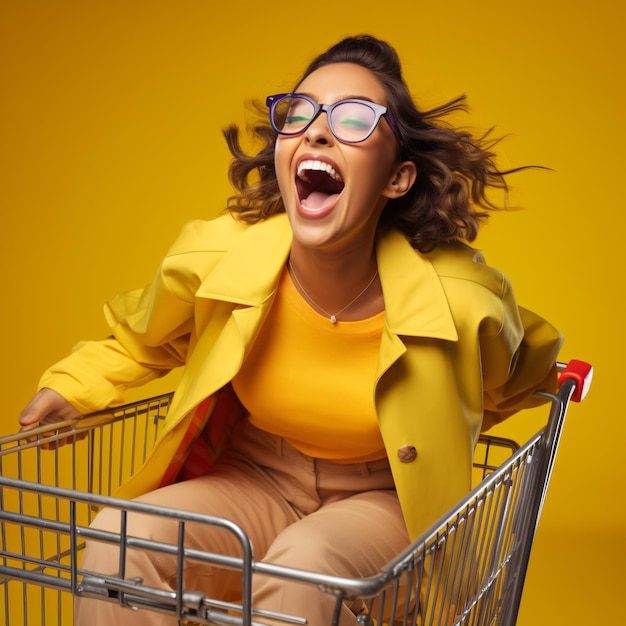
[{"xmin": 266, "ymin": 93, "xmax": 393, "ymax": 144}]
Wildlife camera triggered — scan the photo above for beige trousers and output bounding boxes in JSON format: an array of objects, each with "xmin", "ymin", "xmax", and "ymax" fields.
[{"xmin": 74, "ymin": 418, "xmax": 410, "ymax": 626}]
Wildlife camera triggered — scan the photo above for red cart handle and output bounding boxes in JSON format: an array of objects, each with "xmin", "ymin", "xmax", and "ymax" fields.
[{"xmin": 558, "ymin": 359, "xmax": 593, "ymax": 402}]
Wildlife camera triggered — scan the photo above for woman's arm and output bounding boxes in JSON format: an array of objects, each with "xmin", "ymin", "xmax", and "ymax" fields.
[{"xmin": 480, "ymin": 277, "xmax": 563, "ymax": 430}]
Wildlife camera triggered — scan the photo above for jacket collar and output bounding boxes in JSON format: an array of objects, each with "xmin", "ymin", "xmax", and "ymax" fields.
[
  {"xmin": 377, "ymin": 228, "xmax": 458, "ymax": 341},
  {"xmin": 197, "ymin": 213, "xmax": 457, "ymax": 341},
  {"xmin": 196, "ymin": 214, "xmax": 292, "ymax": 306}
]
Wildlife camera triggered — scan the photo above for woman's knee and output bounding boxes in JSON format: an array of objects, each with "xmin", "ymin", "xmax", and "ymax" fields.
[{"xmin": 261, "ymin": 495, "xmax": 408, "ymax": 576}]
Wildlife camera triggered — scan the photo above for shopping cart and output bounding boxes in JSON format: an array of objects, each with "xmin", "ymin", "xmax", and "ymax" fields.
[{"xmin": 0, "ymin": 359, "xmax": 592, "ymax": 626}]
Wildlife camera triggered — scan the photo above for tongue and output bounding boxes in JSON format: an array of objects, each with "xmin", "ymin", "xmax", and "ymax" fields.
[{"xmin": 302, "ymin": 191, "xmax": 338, "ymax": 211}]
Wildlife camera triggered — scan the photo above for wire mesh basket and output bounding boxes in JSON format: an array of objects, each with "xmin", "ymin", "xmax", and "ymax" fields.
[{"xmin": 0, "ymin": 360, "xmax": 592, "ymax": 625}]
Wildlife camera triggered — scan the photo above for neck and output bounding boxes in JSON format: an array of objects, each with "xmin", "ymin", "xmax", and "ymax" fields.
[{"xmin": 287, "ymin": 247, "xmax": 383, "ymax": 322}]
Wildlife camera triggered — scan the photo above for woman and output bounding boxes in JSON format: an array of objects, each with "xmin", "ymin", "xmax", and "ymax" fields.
[{"xmin": 19, "ymin": 35, "xmax": 562, "ymax": 625}]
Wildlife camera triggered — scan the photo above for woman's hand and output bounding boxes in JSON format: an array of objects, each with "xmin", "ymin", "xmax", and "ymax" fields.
[{"xmin": 18, "ymin": 388, "xmax": 82, "ymax": 448}]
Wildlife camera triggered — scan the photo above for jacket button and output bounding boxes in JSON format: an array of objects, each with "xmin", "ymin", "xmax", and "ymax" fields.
[{"xmin": 397, "ymin": 445, "xmax": 417, "ymax": 463}]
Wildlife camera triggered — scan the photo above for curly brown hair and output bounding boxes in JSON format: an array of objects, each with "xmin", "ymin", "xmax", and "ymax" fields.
[{"xmin": 223, "ymin": 35, "xmax": 520, "ymax": 251}]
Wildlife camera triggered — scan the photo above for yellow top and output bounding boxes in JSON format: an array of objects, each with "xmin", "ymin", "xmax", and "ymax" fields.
[{"xmin": 232, "ymin": 268, "xmax": 386, "ymax": 462}]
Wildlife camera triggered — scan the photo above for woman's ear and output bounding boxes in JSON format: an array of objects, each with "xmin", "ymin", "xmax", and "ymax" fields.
[{"xmin": 384, "ymin": 161, "xmax": 417, "ymax": 198}]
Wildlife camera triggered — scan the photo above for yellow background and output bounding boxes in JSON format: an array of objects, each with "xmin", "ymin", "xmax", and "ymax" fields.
[{"xmin": 1, "ymin": 1, "xmax": 623, "ymax": 623}]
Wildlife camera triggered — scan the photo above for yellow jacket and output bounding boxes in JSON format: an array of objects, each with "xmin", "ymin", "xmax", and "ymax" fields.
[{"xmin": 40, "ymin": 212, "xmax": 562, "ymax": 540}]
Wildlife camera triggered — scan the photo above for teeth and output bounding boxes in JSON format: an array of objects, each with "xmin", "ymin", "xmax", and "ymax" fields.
[{"xmin": 297, "ymin": 160, "xmax": 343, "ymax": 183}]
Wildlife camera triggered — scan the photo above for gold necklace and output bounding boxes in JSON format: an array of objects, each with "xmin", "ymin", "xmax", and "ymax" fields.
[{"xmin": 288, "ymin": 260, "xmax": 379, "ymax": 324}]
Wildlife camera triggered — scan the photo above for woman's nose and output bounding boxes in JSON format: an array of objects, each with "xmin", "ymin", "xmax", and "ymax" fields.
[{"xmin": 304, "ymin": 112, "xmax": 334, "ymax": 145}]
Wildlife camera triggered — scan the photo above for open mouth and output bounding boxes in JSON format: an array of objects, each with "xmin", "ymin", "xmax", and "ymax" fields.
[{"xmin": 296, "ymin": 160, "xmax": 345, "ymax": 211}]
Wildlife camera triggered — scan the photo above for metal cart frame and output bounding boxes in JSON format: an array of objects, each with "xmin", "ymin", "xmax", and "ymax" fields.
[{"xmin": 0, "ymin": 360, "xmax": 592, "ymax": 625}]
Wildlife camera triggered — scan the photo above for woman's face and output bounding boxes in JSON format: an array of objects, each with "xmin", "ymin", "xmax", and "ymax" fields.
[{"xmin": 274, "ymin": 62, "xmax": 409, "ymax": 257}]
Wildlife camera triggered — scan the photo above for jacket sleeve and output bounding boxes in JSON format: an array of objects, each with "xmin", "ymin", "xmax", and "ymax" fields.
[
  {"xmin": 480, "ymin": 275, "xmax": 563, "ymax": 431},
  {"xmin": 38, "ymin": 221, "xmax": 217, "ymax": 415}
]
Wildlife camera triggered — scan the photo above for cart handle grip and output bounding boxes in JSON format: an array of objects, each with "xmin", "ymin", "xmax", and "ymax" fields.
[{"xmin": 558, "ymin": 359, "xmax": 593, "ymax": 402}]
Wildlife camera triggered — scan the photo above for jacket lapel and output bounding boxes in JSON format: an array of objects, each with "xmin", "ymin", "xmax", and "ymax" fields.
[
  {"xmin": 377, "ymin": 229, "xmax": 458, "ymax": 341},
  {"xmin": 196, "ymin": 215, "xmax": 293, "ymax": 305},
  {"xmin": 171, "ymin": 215, "xmax": 293, "ymax": 422},
  {"xmin": 376, "ymin": 228, "xmax": 458, "ymax": 379}
]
